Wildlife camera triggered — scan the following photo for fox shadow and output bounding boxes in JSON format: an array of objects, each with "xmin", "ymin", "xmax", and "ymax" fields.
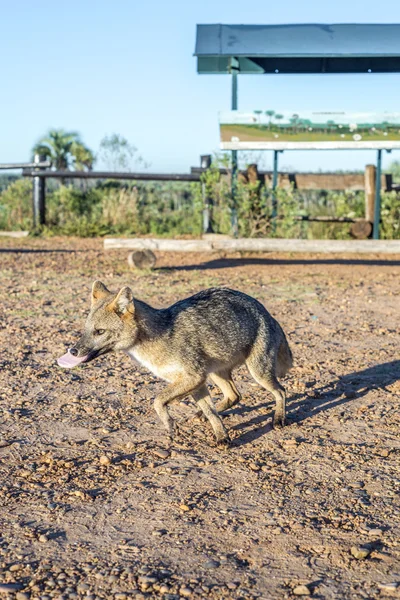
[
  {"xmin": 231, "ymin": 360, "xmax": 400, "ymax": 447},
  {"xmin": 160, "ymin": 257, "xmax": 400, "ymax": 271}
]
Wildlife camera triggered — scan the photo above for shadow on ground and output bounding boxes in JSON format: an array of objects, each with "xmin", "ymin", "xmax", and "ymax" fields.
[
  {"xmin": 232, "ymin": 360, "xmax": 400, "ymax": 447},
  {"xmin": 0, "ymin": 249, "xmax": 81, "ymax": 253},
  {"xmin": 160, "ymin": 257, "xmax": 400, "ymax": 271}
]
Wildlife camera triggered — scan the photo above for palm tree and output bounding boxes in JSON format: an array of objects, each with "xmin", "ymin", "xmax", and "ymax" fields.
[
  {"xmin": 275, "ymin": 114, "xmax": 284, "ymax": 128},
  {"xmin": 254, "ymin": 110, "xmax": 263, "ymax": 124},
  {"xmin": 32, "ymin": 129, "xmax": 94, "ymax": 171},
  {"xmin": 265, "ymin": 110, "xmax": 275, "ymax": 128},
  {"xmin": 71, "ymin": 141, "xmax": 95, "ymax": 171}
]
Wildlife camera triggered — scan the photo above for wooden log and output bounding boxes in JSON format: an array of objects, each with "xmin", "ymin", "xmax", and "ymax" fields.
[
  {"xmin": 104, "ymin": 237, "xmax": 400, "ymax": 254},
  {"xmin": 365, "ymin": 164, "xmax": 376, "ymax": 223},
  {"xmin": 294, "ymin": 216, "xmax": 365, "ymax": 223},
  {"xmin": 105, "ymin": 238, "xmax": 214, "ymax": 252},
  {"xmin": 212, "ymin": 239, "xmax": 400, "ymax": 254},
  {"xmin": 128, "ymin": 250, "xmax": 156, "ymax": 270},
  {"xmin": 0, "ymin": 231, "xmax": 29, "ymax": 237},
  {"xmin": 350, "ymin": 220, "xmax": 373, "ymax": 239}
]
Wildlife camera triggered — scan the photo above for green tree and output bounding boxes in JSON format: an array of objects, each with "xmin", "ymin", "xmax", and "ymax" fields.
[
  {"xmin": 253, "ymin": 110, "xmax": 263, "ymax": 124},
  {"xmin": 98, "ymin": 133, "xmax": 148, "ymax": 171},
  {"xmin": 290, "ymin": 113, "xmax": 299, "ymax": 133},
  {"xmin": 326, "ymin": 120, "xmax": 336, "ymax": 134},
  {"xmin": 32, "ymin": 129, "xmax": 94, "ymax": 170},
  {"xmin": 265, "ymin": 110, "xmax": 275, "ymax": 128},
  {"xmin": 388, "ymin": 160, "xmax": 400, "ymax": 180}
]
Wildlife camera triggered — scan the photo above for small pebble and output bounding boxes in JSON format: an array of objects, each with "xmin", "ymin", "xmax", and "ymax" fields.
[
  {"xmin": 153, "ymin": 449, "xmax": 170, "ymax": 459},
  {"xmin": 377, "ymin": 582, "xmax": 399, "ymax": 592},
  {"xmin": 159, "ymin": 584, "xmax": 170, "ymax": 594},
  {"xmin": 99, "ymin": 455, "xmax": 111, "ymax": 466},
  {"xmin": 293, "ymin": 584, "xmax": 311, "ymax": 596},
  {"xmin": 351, "ymin": 546, "xmax": 371, "ymax": 559},
  {"xmin": 0, "ymin": 583, "xmax": 23, "ymax": 592},
  {"xmin": 137, "ymin": 575, "xmax": 157, "ymax": 585},
  {"xmin": 249, "ymin": 462, "xmax": 260, "ymax": 471},
  {"xmin": 204, "ymin": 559, "xmax": 220, "ymax": 569}
]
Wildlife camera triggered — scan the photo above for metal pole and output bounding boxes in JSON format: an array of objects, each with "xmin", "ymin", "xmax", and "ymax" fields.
[
  {"xmin": 271, "ymin": 150, "xmax": 279, "ymax": 232},
  {"xmin": 231, "ymin": 71, "xmax": 238, "ymax": 237},
  {"xmin": 32, "ymin": 154, "xmax": 46, "ymax": 227},
  {"xmin": 373, "ymin": 149, "xmax": 382, "ymax": 240}
]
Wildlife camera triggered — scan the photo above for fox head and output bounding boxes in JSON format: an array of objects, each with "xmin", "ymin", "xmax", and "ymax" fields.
[{"xmin": 57, "ymin": 281, "xmax": 137, "ymax": 368}]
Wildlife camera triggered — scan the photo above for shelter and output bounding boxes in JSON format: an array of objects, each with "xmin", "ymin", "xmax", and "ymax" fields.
[{"xmin": 194, "ymin": 24, "xmax": 400, "ymax": 238}]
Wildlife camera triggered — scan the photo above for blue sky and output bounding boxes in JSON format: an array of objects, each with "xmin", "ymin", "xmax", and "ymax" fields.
[{"xmin": 1, "ymin": 0, "xmax": 400, "ymax": 173}]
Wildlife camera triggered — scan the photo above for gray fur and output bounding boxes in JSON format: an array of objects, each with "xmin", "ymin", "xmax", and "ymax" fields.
[{"xmin": 69, "ymin": 283, "xmax": 293, "ymax": 444}]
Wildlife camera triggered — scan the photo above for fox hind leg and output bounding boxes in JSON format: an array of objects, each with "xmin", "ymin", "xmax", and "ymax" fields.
[
  {"xmin": 246, "ymin": 351, "xmax": 286, "ymax": 428},
  {"xmin": 193, "ymin": 371, "xmax": 241, "ymax": 420},
  {"xmin": 210, "ymin": 371, "xmax": 242, "ymax": 414}
]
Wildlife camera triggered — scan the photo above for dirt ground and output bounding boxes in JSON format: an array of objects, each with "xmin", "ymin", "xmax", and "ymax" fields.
[{"xmin": 0, "ymin": 237, "xmax": 399, "ymax": 600}]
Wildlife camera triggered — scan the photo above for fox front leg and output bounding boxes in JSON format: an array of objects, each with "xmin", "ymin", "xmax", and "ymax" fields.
[
  {"xmin": 192, "ymin": 385, "xmax": 229, "ymax": 444},
  {"xmin": 154, "ymin": 377, "xmax": 204, "ymax": 439}
]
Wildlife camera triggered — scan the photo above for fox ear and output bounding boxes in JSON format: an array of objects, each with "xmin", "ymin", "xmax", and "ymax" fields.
[
  {"xmin": 111, "ymin": 287, "xmax": 134, "ymax": 316},
  {"xmin": 91, "ymin": 281, "xmax": 111, "ymax": 305}
]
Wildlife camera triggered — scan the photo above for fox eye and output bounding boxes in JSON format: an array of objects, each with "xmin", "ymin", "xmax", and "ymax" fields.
[{"xmin": 94, "ymin": 329, "xmax": 106, "ymax": 336}]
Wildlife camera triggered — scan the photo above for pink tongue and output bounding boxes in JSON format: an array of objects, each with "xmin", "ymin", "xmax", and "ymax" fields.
[{"xmin": 57, "ymin": 351, "xmax": 89, "ymax": 368}]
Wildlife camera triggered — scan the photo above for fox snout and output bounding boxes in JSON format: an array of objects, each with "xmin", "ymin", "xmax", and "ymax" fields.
[
  {"xmin": 58, "ymin": 336, "xmax": 95, "ymax": 369},
  {"xmin": 70, "ymin": 336, "xmax": 93, "ymax": 357}
]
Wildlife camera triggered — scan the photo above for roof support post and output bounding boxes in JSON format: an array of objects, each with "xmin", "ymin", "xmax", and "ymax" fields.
[
  {"xmin": 373, "ymin": 149, "xmax": 382, "ymax": 239},
  {"xmin": 230, "ymin": 59, "xmax": 239, "ymax": 237},
  {"xmin": 271, "ymin": 150, "xmax": 282, "ymax": 233},
  {"xmin": 201, "ymin": 155, "xmax": 214, "ymax": 233}
]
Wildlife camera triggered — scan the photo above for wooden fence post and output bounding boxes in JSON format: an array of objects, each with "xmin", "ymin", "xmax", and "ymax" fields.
[
  {"xmin": 364, "ymin": 164, "xmax": 376, "ymax": 223},
  {"xmin": 32, "ymin": 154, "xmax": 46, "ymax": 227}
]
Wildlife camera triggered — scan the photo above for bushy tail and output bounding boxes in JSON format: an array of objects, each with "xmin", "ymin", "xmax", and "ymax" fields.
[{"xmin": 276, "ymin": 331, "xmax": 293, "ymax": 378}]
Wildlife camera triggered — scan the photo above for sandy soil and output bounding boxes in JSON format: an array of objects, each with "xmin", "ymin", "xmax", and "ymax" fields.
[{"xmin": 0, "ymin": 237, "xmax": 399, "ymax": 600}]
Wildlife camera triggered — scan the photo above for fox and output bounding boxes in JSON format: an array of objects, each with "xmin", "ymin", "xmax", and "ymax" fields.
[{"xmin": 57, "ymin": 282, "xmax": 293, "ymax": 444}]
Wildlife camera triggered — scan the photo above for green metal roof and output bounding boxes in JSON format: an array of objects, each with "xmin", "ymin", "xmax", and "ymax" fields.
[{"xmin": 195, "ymin": 24, "xmax": 400, "ymax": 74}]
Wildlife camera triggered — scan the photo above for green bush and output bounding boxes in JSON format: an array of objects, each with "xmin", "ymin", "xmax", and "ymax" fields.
[
  {"xmin": 43, "ymin": 181, "xmax": 202, "ymax": 237},
  {"xmin": 1, "ymin": 170, "xmax": 399, "ymax": 239},
  {"xmin": 0, "ymin": 178, "xmax": 33, "ymax": 230},
  {"xmin": 381, "ymin": 191, "xmax": 400, "ymax": 239}
]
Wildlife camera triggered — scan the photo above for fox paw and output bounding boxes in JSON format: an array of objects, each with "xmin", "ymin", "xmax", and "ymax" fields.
[
  {"xmin": 193, "ymin": 409, "xmax": 207, "ymax": 422},
  {"xmin": 215, "ymin": 431, "xmax": 231, "ymax": 447},
  {"xmin": 272, "ymin": 414, "xmax": 286, "ymax": 429}
]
